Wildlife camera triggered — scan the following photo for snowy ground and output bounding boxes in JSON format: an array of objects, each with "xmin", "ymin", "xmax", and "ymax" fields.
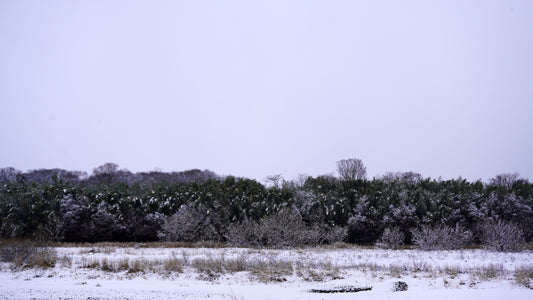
[{"xmin": 1, "ymin": 245, "xmax": 532, "ymax": 299}]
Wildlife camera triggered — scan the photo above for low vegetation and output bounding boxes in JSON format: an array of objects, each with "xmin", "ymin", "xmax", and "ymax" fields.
[
  {"xmin": 480, "ymin": 220, "xmax": 525, "ymax": 252},
  {"xmin": 378, "ymin": 227, "xmax": 405, "ymax": 249},
  {"xmin": 0, "ymin": 161, "xmax": 531, "ymax": 251},
  {"xmin": 0, "ymin": 240, "xmax": 531, "ymax": 292},
  {"xmin": 514, "ymin": 266, "xmax": 533, "ymax": 289},
  {"xmin": 0, "ymin": 240, "xmax": 57, "ymax": 269},
  {"xmin": 411, "ymin": 224, "xmax": 472, "ymax": 250}
]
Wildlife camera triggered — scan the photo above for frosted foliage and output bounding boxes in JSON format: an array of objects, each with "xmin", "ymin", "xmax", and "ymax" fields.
[
  {"xmin": 225, "ymin": 219, "xmax": 261, "ymax": 247},
  {"xmin": 467, "ymin": 198, "xmax": 488, "ymax": 221},
  {"xmin": 322, "ymin": 226, "xmax": 347, "ymax": 244},
  {"xmin": 379, "ymin": 227, "xmax": 405, "ymax": 249},
  {"xmin": 226, "ymin": 209, "xmax": 346, "ymax": 248},
  {"xmin": 411, "ymin": 224, "xmax": 472, "ymax": 250},
  {"xmin": 480, "ymin": 220, "xmax": 524, "ymax": 252},
  {"xmin": 59, "ymin": 195, "xmax": 92, "ymax": 242},
  {"xmin": 292, "ymin": 190, "xmax": 323, "ymax": 224},
  {"xmin": 89, "ymin": 204, "xmax": 117, "ymax": 241},
  {"xmin": 347, "ymin": 196, "xmax": 383, "ymax": 243},
  {"xmin": 486, "ymin": 192, "xmax": 532, "ymax": 221},
  {"xmin": 158, "ymin": 205, "xmax": 220, "ymax": 242},
  {"xmin": 389, "ymin": 192, "xmax": 417, "ymax": 227}
]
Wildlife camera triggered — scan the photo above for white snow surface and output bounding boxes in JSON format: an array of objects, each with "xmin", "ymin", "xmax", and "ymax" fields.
[{"xmin": 0, "ymin": 246, "xmax": 532, "ymax": 299}]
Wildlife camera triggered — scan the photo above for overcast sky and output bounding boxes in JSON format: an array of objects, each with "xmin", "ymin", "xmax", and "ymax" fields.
[{"xmin": 1, "ymin": 0, "xmax": 532, "ymax": 183}]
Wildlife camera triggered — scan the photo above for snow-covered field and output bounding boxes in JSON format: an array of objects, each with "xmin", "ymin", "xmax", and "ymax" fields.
[{"xmin": 1, "ymin": 245, "xmax": 532, "ymax": 299}]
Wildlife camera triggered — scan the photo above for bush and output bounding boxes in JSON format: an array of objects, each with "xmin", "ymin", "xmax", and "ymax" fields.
[
  {"xmin": 411, "ymin": 224, "xmax": 472, "ymax": 250},
  {"xmin": 480, "ymin": 220, "xmax": 524, "ymax": 252},
  {"xmin": 226, "ymin": 218, "xmax": 260, "ymax": 247},
  {"xmin": 225, "ymin": 209, "xmax": 345, "ymax": 248},
  {"xmin": 392, "ymin": 281, "xmax": 408, "ymax": 292},
  {"xmin": 321, "ymin": 225, "xmax": 347, "ymax": 245},
  {"xmin": 379, "ymin": 227, "xmax": 405, "ymax": 249},
  {"xmin": 256, "ymin": 209, "xmax": 311, "ymax": 247},
  {"xmin": 158, "ymin": 204, "xmax": 222, "ymax": 242},
  {"xmin": 0, "ymin": 240, "xmax": 57, "ymax": 268}
]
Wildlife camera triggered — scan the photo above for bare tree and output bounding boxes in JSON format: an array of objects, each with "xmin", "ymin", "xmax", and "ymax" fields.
[
  {"xmin": 294, "ymin": 173, "xmax": 310, "ymax": 188},
  {"xmin": 0, "ymin": 167, "xmax": 21, "ymax": 183},
  {"xmin": 265, "ymin": 174, "xmax": 284, "ymax": 188},
  {"xmin": 336, "ymin": 158, "xmax": 367, "ymax": 181},
  {"xmin": 91, "ymin": 163, "xmax": 128, "ymax": 185},
  {"xmin": 490, "ymin": 173, "xmax": 520, "ymax": 189},
  {"xmin": 93, "ymin": 163, "xmax": 119, "ymax": 176}
]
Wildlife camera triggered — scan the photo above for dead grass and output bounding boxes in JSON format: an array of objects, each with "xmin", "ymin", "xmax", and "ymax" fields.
[
  {"xmin": 522, "ymin": 243, "xmax": 533, "ymax": 251},
  {"xmin": 443, "ymin": 266, "xmax": 462, "ymax": 277},
  {"xmin": 0, "ymin": 239, "xmax": 57, "ymax": 269},
  {"xmin": 188, "ymin": 255, "xmax": 294, "ymax": 282},
  {"xmin": 319, "ymin": 242, "xmax": 354, "ymax": 249},
  {"xmin": 163, "ymin": 256, "xmax": 183, "ymax": 273},
  {"xmin": 76, "ymin": 252, "xmax": 520, "ymax": 284},
  {"xmin": 514, "ymin": 266, "xmax": 533, "ymax": 288},
  {"xmin": 388, "ymin": 265, "xmax": 403, "ymax": 278},
  {"xmin": 342, "ymin": 261, "xmax": 514, "ymax": 282},
  {"xmin": 82, "ymin": 257, "xmax": 183, "ymax": 274},
  {"xmin": 472, "ymin": 264, "xmax": 505, "ymax": 280},
  {"xmin": 5, "ymin": 241, "xmax": 529, "ymax": 285},
  {"xmin": 192, "ymin": 257, "xmax": 225, "ymax": 274},
  {"xmin": 295, "ymin": 261, "xmax": 343, "ymax": 282},
  {"xmin": 55, "ymin": 241, "xmax": 228, "ymax": 249},
  {"xmin": 248, "ymin": 257, "xmax": 293, "ymax": 282},
  {"xmin": 79, "ymin": 247, "xmax": 116, "ymax": 255}
]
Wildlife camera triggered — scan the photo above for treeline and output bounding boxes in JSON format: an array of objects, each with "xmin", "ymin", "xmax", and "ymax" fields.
[{"xmin": 0, "ymin": 162, "xmax": 532, "ymax": 249}]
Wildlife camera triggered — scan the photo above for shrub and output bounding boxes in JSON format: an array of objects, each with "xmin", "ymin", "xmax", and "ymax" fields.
[
  {"xmin": 379, "ymin": 227, "xmax": 405, "ymax": 249},
  {"xmin": 158, "ymin": 204, "xmax": 222, "ymax": 242},
  {"xmin": 256, "ymin": 209, "xmax": 312, "ymax": 247},
  {"xmin": 321, "ymin": 225, "xmax": 347, "ymax": 245},
  {"xmin": 226, "ymin": 210, "xmax": 310, "ymax": 248},
  {"xmin": 392, "ymin": 281, "xmax": 408, "ymax": 292},
  {"xmin": 480, "ymin": 220, "xmax": 524, "ymax": 252},
  {"xmin": 225, "ymin": 218, "xmax": 261, "ymax": 247},
  {"xmin": 411, "ymin": 224, "xmax": 472, "ymax": 250},
  {"xmin": 226, "ymin": 209, "xmax": 345, "ymax": 248}
]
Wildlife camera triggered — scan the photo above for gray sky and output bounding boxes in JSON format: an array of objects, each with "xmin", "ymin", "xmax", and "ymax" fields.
[{"xmin": 1, "ymin": 0, "xmax": 532, "ymax": 183}]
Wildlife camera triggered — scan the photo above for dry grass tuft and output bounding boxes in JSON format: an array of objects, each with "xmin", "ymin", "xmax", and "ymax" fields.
[
  {"xmin": 514, "ymin": 266, "xmax": 533, "ymax": 289},
  {"xmin": 0, "ymin": 239, "xmax": 57, "ymax": 269},
  {"xmin": 295, "ymin": 261, "xmax": 343, "ymax": 282},
  {"xmin": 163, "ymin": 256, "xmax": 183, "ymax": 273},
  {"xmin": 472, "ymin": 264, "xmax": 505, "ymax": 280}
]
